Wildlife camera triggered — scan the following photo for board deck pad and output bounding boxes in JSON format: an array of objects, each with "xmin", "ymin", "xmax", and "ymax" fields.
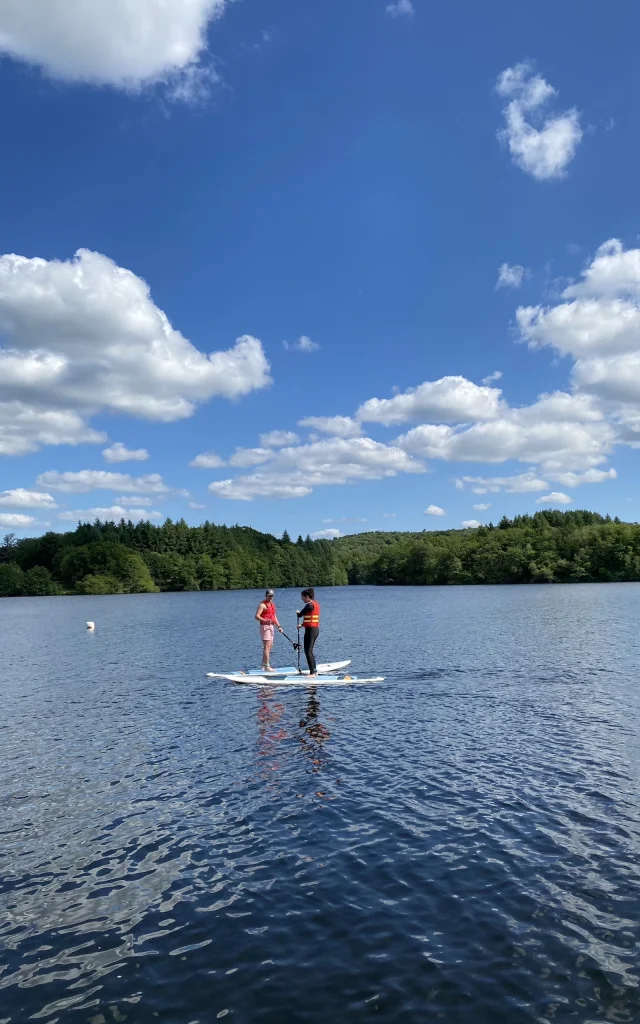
[{"xmin": 207, "ymin": 660, "xmax": 351, "ymax": 680}]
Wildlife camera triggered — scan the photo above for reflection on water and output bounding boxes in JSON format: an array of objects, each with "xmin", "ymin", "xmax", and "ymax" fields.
[{"xmin": 0, "ymin": 585, "xmax": 639, "ymax": 1024}]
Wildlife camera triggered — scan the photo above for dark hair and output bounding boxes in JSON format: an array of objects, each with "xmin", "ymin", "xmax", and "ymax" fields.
[{"xmin": 301, "ymin": 587, "xmax": 315, "ymax": 600}]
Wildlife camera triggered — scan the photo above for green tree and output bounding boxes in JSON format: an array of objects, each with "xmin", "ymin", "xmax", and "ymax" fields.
[{"xmin": 77, "ymin": 574, "xmax": 123, "ymax": 595}]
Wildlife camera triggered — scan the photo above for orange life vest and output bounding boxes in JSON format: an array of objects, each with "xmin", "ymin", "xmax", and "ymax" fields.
[{"xmin": 302, "ymin": 600, "xmax": 320, "ymax": 628}]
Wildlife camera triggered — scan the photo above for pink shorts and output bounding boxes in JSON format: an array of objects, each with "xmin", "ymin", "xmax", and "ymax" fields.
[{"xmin": 260, "ymin": 624, "xmax": 275, "ymax": 642}]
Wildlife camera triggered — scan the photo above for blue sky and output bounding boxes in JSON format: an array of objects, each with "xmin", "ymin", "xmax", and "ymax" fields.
[{"xmin": 1, "ymin": 0, "xmax": 639, "ymax": 540}]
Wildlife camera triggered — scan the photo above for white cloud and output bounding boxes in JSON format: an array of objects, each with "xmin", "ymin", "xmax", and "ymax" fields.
[
  {"xmin": 536, "ymin": 492, "xmax": 572, "ymax": 505},
  {"xmin": 425, "ymin": 504, "xmax": 446, "ymax": 516},
  {"xmin": 456, "ymin": 472, "xmax": 549, "ymax": 494},
  {"xmin": 462, "ymin": 520, "xmax": 481, "ymax": 529},
  {"xmin": 189, "ymin": 501, "xmax": 206, "ymax": 509},
  {"xmin": 229, "ymin": 447, "xmax": 273, "ymax": 468},
  {"xmin": 549, "ymin": 468, "xmax": 617, "ymax": 488},
  {"xmin": 496, "ymin": 62, "xmax": 582, "ymax": 181},
  {"xmin": 189, "ymin": 451, "xmax": 225, "ymax": 469},
  {"xmin": 0, "ymin": 513, "xmax": 36, "ymax": 528},
  {"xmin": 398, "ymin": 415, "xmax": 613, "ymax": 474},
  {"xmin": 58, "ymin": 505, "xmax": 162, "ymax": 522},
  {"xmin": 0, "ymin": 248, "xmax": 270, "ymax": 456},
  {"xmin": 383, "ymin": 513, "xmax": 397, "ymax": 519},
  {"xmin": 282, "ymin": 335, "xmax": 319, "ymax": 353},
  {"xmin": 517, "ymin": 240, "xmax": 640, "ymax": 449},
  {"xmin": 102, "ymin": 441, "xmax": 149, "ymax": 463},
  {"xmin": 357, "ymin": 376, "xmax": 504, "ymax": 426},
  {"xmin": 496, "ymin": 263, "xmax": 525, "ymax": 289},
  {"xmin": 37, "ymin": 470, "xmax": 175, "ymax": 495},
  {"xmin": 298, "ymin": 415, "xmax": 362, "ymax": 438},
  {"xmin": 0, "ymin": 0, "xmax": 226, "ymax": 95},
  {"xmin": 0, "ymin": 403, "xmax": 106, "ymax": 457},
  {"xmin": 473, "ymin": 503, "xmax": 492, "ymax": 511},
  {"xmin": 114, "ymin": 495, "xmax": 153, "ymax": 505},
  {"xmin": 0, "ymin": 488, "xmax": 57, "ymax": 509},
  {"xmin": 482, "ymin": 371, "xmax": 503, "ymax": 385},
  {"xmin": 260, "ymin": 430, "xmax": 300, "ymax": 448},
  {"xmin": 323, "ymin": 517, "xmax": 367, "ymax": 524},
  {"xmin": 209, "ymin": 436, "xmax": 425, "ymax": 500},
  {"xmin": 311, "ymin": 528, "xmax": 341, "ymax": 540},
  {"xmin": 386, "ymin": 0, "xmax": 414, "ymax": 16}
]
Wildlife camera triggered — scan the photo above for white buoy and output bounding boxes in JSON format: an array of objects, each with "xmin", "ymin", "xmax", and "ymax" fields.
[{"xmin": 86, "ymin": 621, "xmax": 95, "ymax": 630}]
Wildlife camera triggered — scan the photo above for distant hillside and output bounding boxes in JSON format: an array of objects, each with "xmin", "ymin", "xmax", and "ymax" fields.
[{"xmin": 333, "ymin": 510, "xmax": 640, "ymax": 585}]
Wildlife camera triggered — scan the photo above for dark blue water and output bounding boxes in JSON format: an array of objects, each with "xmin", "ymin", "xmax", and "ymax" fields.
[{"xmin": 1, "ymin": 585, "xmax": 639, "ymax": 1023}]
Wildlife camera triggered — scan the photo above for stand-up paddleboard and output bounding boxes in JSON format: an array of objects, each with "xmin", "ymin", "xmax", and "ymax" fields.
[
  {"xmin": 207, "ymin": 660, "xmax": 351, "ymax": 680},
  {"xmin": 221, "ymin": 674, "xmax": 384, "ymax": 686}
]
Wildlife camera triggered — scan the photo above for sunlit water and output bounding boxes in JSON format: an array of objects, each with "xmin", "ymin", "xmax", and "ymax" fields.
[{"xmin": 1, "ymin": 585, "xmax": 639, "ymax": 1024}]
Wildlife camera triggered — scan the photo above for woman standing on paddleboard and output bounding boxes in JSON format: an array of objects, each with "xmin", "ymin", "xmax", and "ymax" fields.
[
  {"xmin": 297, "ymin": 588, "xmax": 320, "ymax": 677},
  {"xmin": 256, "ymin": 589, "xmax": 283, "ymax": 672}
]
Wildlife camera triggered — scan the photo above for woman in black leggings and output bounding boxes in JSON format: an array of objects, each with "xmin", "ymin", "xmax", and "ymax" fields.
[{"xmin": 297, "ymin": 588, "xmax": 320, "ymax": 676}]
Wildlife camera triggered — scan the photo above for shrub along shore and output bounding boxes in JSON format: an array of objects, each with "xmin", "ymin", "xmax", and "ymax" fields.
[{"xmin": 0, "ymin": 510, "xmax": 638, "ymax": 597}]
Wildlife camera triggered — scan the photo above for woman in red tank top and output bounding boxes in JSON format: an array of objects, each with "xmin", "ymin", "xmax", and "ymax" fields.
[{"xmin": 255, "ymin": 589, "xmax": 283, "ymax": 671}]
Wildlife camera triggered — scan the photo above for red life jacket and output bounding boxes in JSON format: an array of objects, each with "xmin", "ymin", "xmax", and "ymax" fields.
[
  {"xmin": 302, "ymin": 600, "xmax": 320, "ymax": 628},
  {"xmin": 262, "ymin": 601, "xmax": 277, "ymax": 623}
]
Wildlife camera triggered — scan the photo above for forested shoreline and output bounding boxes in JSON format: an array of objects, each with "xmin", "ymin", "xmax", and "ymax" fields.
[{"xmin": 0, "ymin": 510, "xmax": 639, "ymax": 597}]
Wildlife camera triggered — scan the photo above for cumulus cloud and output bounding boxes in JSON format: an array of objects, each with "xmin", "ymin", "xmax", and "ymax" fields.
[
  {"xmin": 496, "ymin": 263, "xmax": 525, "ymax": 289},
  {"xmin": 386, "ymin": 0, "xmax": 414, "ymax": 16},
  {"xmin": 0, "ymin": 488, "xmax": 57, "ymax": 509},
  {"xmin": 398, "ymin": 415, "xmax": 614, "ymax": 474},
  {"xmin": 457, "ymin": 472, "xmax": 549, "ymax": 494},
  {"xmin": 496, "ymin": 62, "xmax": 582, "ymax": 181},
  {"xmin": 36, "ymin": 470, "xmax": 176, "ymax": 495},
  {"xmin": 311, "ymin": 528, "xmax": 341, "ymax": 540},
  {"xmin": 425, "ymin": 504, "xmax": 446, "ymax": 516},
  {"xmin": 536, "ymin": 492, "xmax": 572, "ymax": 505},
  {"xmin": 209, "ymin": 436, "xmax": 425, "ymax": 500},
  {"xmin": 260, "ymin": 430, "xmax": 300, "ymax": 448},
  {"xmin": 462, "ymin": 520, "xmax": 481, "ymax": 529},
  {"xmin": 0, "ymin": 0, "xmax": 226, "ymax": 96},
  {"xmin": 0, "ymin": 513, "xmax": 36, "ymax": 528},
  {"xmin": 298, "ymin": 415, "xmax": 362, "ymax": 438},
  {"xmin": 282, "ymin": 335, "xmax": 319, "ymax": 353},
  {"xmin": 473, "ymin": 503, "xmax": 492, "ymax": 511},
  {"xmin": 189, "ymin": 451, "xmax": 225, "ymax": 469},
  {"xmin": 518, "ymin": 240, "xmax": 640, "ymax": 447},
  {"xmin": 383, "ymin": 513, "xmax": 397, "ymax": 519},
  {"xmin": 229, "ymin": 448, "xmax": 273, "ymax": 468},
  {"xmin": 0, "ymin": 248, "xmax": 270, "ymax": 456},
  {"xmin": 58, "ymin": 505, "xmax": 162, "ymax": 522},
  {"xmin": 102, "ymin": 442, "xmax": 149, "ymax": 463},
  {"xmin": 357, "ymin": 376, "xmax": 504, "ymax": 426}
]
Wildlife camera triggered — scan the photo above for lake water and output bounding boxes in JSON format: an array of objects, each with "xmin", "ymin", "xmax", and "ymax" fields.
[{"xmin": 1, "ymin": 584, "xmax": 639, "ymax": 1024}]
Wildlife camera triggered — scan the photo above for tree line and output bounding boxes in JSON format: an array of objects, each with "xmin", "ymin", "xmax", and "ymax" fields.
[
  {"xmin": 335, "ymin": 510, "xmax": 640, "ymax": 586},
  {"xmin": 1, "ymin": 510, "xmax": 639, "ymax": 598},
  {"xmin": 0, "ymin": 519, "xmax": 347, "ymax": 597}
]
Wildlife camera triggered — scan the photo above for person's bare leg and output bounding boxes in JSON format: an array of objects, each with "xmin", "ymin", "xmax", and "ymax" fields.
[
  {"xmin": 265, "ymin": 637, "xmax": 275, "ymax": 671},
  {"xmin": 262, "ymin": 639, "xmax": 270, "ymax": 670}
]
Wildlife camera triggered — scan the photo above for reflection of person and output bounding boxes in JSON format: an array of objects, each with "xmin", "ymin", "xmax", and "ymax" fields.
[
  {"xmin": 298, "ymin": 687, "xmax": 331, "ymax": 773},
  {"xmin": 255, "ymin": 589, "xmax": 283, "ymax": 671},
  {"xmin": 296, "ymin": 588, "xmax": 320, "ymax": 676}
]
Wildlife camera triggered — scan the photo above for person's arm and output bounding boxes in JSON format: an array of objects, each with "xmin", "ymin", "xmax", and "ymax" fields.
[
  {"xmin": 256, "ymin": 602, "xmax": 266, "ymax": 622},
  {"xmin": 297, "ymin": 602, "xmax": 312, "ymax": 627}
]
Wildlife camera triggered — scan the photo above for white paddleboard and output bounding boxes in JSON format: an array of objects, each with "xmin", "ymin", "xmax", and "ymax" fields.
[
  {"xmin": 207, "ymin": 660, "xmax": 351, "ymax": 680},
  {"xmin": 221, "ymin": 674, "xmax": 384, "ymax": 686}
]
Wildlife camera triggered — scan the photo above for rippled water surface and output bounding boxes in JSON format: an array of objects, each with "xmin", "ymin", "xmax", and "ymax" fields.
[{"xmin": 1, "ymin": 585, "xmax": 639, "ymax": 1024}]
